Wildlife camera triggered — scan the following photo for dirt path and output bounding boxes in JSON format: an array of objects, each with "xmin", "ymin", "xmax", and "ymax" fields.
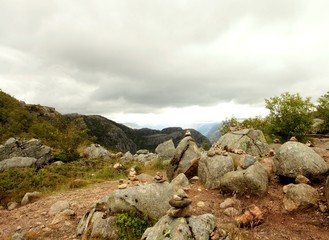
[
  {"xmin": 1, "ymin": 177, "xmax": 328, "ymax": 240},
  {"xmin": 0, "ymin": 181, "xmax": 118, "ymax": 239}
]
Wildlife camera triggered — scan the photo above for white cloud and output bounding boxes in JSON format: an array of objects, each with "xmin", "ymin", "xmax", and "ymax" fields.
[{"xmin": 0, "ymin": 0, "xmax": 328, "ymax": 128}]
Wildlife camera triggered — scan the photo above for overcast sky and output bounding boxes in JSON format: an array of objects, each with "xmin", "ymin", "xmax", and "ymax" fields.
[{"xmin": 0, "ymin": 0, "xmax": 328, "ymax": 129}]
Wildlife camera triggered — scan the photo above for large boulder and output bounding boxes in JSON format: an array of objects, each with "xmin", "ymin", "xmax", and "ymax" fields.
[
  {"xmin": 77, "ymin": 182, "xmax": 176, "ymax": 238},
  {"xmin": 283, "ymin": 183, "xmax": 319, "ymax": 211},
  {"xmin": 0, "ymin": 138, "xmax": 53, "ymax": 171},
  {"xmin": 274, "ymin": 141, "xmax": 328, "ymax": 179},
  {"xmin": 166, "ymin": 135, "xmax": 201, "ymax": 181},
  {"xmin": 142, "ymin": 214, "xmax": 217, "ymax": 240},
  {"xmin": 216, "ymin": 129, "xmax": 270, "ymax": 157},
  {"xmin": 0, "ymin": 157, "xmax": 38, "ymax": 172},
  {"xmin": 155, "ymin": 139, "xmax": 176, "ymax": 160},
  {"xmin": 198, "ymin": 153, "xmax": 234, "ymax": 189},
  {"xmin": 220, "ymin": 162, "xmax": 268, "ymax": 196},
  {"xmin": 82, "ymin": 144, "xmax": 111, "ymax": 159}
]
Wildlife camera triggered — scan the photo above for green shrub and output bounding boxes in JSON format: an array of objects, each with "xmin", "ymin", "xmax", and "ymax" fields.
[
  {"xmin": 265, "ymin": 92, "xmax": 314, "ymax": 142},
  {"xmin": 115, "ymin": 211, "xmax": 156, "ymax": 240},
  {"xmin": 316, "ymin": 92, "xmax": 329, "ymax": 133}
]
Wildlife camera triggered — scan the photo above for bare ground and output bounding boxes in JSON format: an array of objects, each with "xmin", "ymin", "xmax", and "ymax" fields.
[{"xmin": 1, "ymin": 138, "xmax": 329, "ymax": 240}]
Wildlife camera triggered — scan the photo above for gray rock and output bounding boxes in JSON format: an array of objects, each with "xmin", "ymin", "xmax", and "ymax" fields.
[
  {"xmin": 223, "ymin": 207, "xmax": 240, "ymax": 217},
  {"xmin": 77, "ymin": 182, "xmax": 176, "ymax": 237},
  {"xmin": 198, "ymin": 153, "xmax": 234, "ymax": 189},
  {"xmin": 155, "ymin": 139, "xmax": 176, "ymax": 160},
  {"xmin": 7, "ymin": 201, "xmax": 18, "ymax": 211},
  {"xmin": 142, "ymin": 214, "xmax": 216, "ymax": 240},
  {"xmin": 220, "ymin": 162, "xmax": 268, "ymax": 196},
  {"xmin": 0, "ymin": 138, "xmax": 53, "ymax": 170},
  {"xmin": 82, "ymin": 144, "xmax": 111, "ymax": 159},
  {"xmin": 137, "ymin": 149, "xmax": 149, "ymax": 155},
  {"xmin": 295, "ymin": 175, "xmax": 310, "ymax": 184},
  {"xmin": 274, "ymin": 141, "xmax": 328, "ymax": 179},
  {"xmin": 220, "ymin": 198, "xmax": 240, "ymax": 209},
  {"xmin": 259, "ymin": 158, "xmax": 274, "ymax": 177},
  {"xmin": 48, "ymin": 200, "xmax": 70, "ymax": 216},
  {"xmin": 120, "ymin": 151, "xmax": 134, "ymax": 161},
  {"xmin": 167, "ymin": 136, "xmax": 201, "ymax": 181},
  {"xmin": 51, "ymin": 209, "xmax": 75, "ymax": 224},
  {"xmin": 107, "ymin": 182, "xmax": 175, "ymax": 219},
  {"xmin": 171, "ymin": 173, "xmax": 190, "ymax": 192},
  {"xmin": 90, "ymin": 213, "xmax": 118, "ymax": 239},
  {"xmin": 0, "ymin": 157, "xmax": 38, "ymax": 172},
  {"xmin": 216, "ymin": 129, "xmax": 270, "ymax": 157},
  {"xmin": 239, "ymin": 155, "xmax": 256, "ymax": 169},
  {"xmin": 21, "ymin": 191, "xmax": 42, "ymax": 205},
  {"xmin": 283, "ymin": 183, "xmax": 319, "ymax": 211},
  {"xmin": 51, "ymin": 161, "xmax": 65, "ymax": 166}
]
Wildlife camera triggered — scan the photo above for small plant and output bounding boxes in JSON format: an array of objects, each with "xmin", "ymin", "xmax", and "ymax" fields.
[{"xmin": 115, "ymin": 211, "xmax": 156, "ymax": 240}]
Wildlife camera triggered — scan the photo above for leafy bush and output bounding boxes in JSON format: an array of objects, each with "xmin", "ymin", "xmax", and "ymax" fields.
[
  {"xmin": 316, "ymin": 92, "xmax": 329, "ymax": 133},
  {"xmin": 115, "ymin": 211, "xmax": 156, "ymax": 240},
  {"xmin": 0, "ymin": 159, "xmax": 125, "ymax": 205},
  {"xmin": 265, "ymin": 92, "xmax": 314, "ymax": 142},
  {"xmin": 241, "ymin": 116, "xmax": 272, "ymax": 142}
]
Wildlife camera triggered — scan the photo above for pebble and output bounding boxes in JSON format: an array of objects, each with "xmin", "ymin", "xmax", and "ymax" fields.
[
  {"xmin": 197, "ymin": 201, "xmax": 205, "ymax": 208},
  {"xmin": 16, "ymin": 226, "xmax": 22, "ymax": 231}
]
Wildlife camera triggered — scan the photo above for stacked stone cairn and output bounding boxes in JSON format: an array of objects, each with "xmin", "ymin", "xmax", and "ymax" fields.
[
  {"xmin": 154, "ymin": 171, "xmax": 166, "ymax": 183},
  {"xmin": 128, "ymin": 167, "xmax": 139, "ymax": 185},
  {"xmin": 117, "ymin": 179, "xmax": 127, "ymax": 189},
  {"xmin": 167, "ymin": 189, "xmax": 192, "ymax": 218}
]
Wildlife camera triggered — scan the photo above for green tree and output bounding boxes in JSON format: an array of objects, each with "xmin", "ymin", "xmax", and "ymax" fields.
[
  {"xmin": 316, "ymin": 92, "xmax": 329, "ymax": 133},
  {"xmin": 220, "ymin": 116, "xmax": 240, "ymax": 135},
  {"xmin": 265, "ymin": 92, "xmax": 314, "ymax": 142}
]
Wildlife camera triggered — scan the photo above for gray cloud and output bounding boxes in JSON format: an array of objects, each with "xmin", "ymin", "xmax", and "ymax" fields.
[{"xmin": 0, "ymin": 0, "xmax": 328, "ymax": 125}]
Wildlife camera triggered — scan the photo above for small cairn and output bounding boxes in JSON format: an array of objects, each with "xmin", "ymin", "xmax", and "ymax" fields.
[
  {"xmin": 128, "ymin": 167, "xmax": 139, "ymax": 185},
  {"xmin": 154, "ymin": 172, "xmax": 166, "ymax": 183},
  {"xmin": 118, "ymin": 179, "xmax": 127, "ymax": 189},
  {"xmin": 207, "ymin": 143, "xmax": 228, "ymax": 157},
  {"xmin": 167, "ymin": 189, "xmax": 192, "ymax": 218},
  {"xmin": 185, "ymin": 129, "xmax": 191, "ymax": 137}
]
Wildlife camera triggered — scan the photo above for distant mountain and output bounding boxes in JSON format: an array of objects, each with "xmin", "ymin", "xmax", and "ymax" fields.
[
  {"xmin": 0, "ymin": 90, "xmax": 211, "ymax": 156},
  {"xmin": 66, "ymin": 114, "xmax": 211, "ymax": 153},
  {"xmin": 194, "ymin": 122, "xmax": 223, "ymax": 143}
]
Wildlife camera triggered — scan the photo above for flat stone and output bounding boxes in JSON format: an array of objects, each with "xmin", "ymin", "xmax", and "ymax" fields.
[
  {"xmin": 167, "ymin": 205, "xmax": 191, "ymax": 218},
  {"xmin": 169, "ymin": 198, "xmax": 192, "ymax": 208}
]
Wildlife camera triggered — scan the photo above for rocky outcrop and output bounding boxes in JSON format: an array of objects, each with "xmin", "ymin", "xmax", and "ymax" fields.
[
  {"xmin": 142, "ymin": 214, "xmax": 217, "ymax": 240},
  {"xmin": 77, "ymin": 182, "xmax": 176, "ymax": 238},
  {"xmin": 283, "ymin": 183, "xmax": 319, "ymax": 211},
  {"xmin": 220, "ymin": 162, "xmax": 268, "ymax": 196},
  {"xmin": 0, "ymin": 157, "xmax": 38, "ymax": 172},
  {"xmin": 274, "ymin": 141, "xmax": 328, "ymax": 179},
  {"xmin": 198, "ymin": 152, "xmax": 234, "ymax": 189},
  {"xmin": 82, "ymin": 144, "xmax": 111, "ymax": 159},
  {"xmin": 70, "ymin": 114, "xmax": 210, "ymax": 154},
  {"xmin": 167, "ymin": 134, "xmax": 201, "ymax": 181},
  {"xmin": 216, "ymin": 129, "xmax": 270, "ymax": 157},
  {"xmin": 21, "ymin": 191, "xmax": 42, "ymax": 205},
  {"xmin": 155, "ymin": 139, "xmax": 176, "ymax": 160},
  {"xmin": 0, "ymin": 138, "xmax": 53, "ymax": 171}
]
